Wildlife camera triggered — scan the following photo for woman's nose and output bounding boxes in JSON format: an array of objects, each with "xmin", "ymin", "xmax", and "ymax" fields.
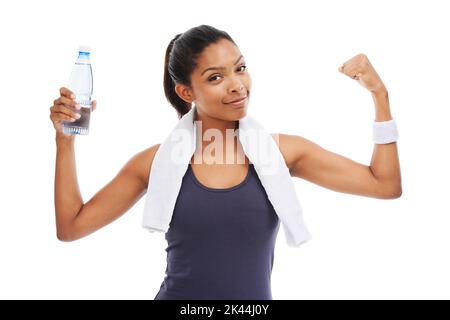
[{"xmin": 229, "ymin": 82, "xmax": 245, "ymax": 93}]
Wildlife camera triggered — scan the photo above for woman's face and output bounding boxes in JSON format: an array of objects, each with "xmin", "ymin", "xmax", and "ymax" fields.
[{"xmin": 176, "ymin": 39, "xmax": 252, "ymax": 121}]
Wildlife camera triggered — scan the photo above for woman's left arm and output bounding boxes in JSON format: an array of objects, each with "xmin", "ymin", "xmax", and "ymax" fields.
[{"xmin": 277, "ymin": 54, "xmax": 402, "ymax": 199}]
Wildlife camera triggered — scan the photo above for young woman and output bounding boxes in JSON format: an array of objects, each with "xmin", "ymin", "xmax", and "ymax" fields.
[{"xmin": 49, "ymin": 25, "xmax": 402, "ymax": 300}]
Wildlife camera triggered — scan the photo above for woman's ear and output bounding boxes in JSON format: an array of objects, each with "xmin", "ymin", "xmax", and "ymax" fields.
[{"xmin": 175, "ymin": 83, "xmax": 196, "ymax": 104}]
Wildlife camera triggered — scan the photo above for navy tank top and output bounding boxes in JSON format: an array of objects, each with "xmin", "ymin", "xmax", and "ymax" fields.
[{"xmin": 154, "ymin": 163, "xmax": 280, "ymax": 300}]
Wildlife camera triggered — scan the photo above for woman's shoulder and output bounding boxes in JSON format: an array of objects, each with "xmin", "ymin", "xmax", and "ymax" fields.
[{"xmin": 126, "ymin": 143, "xmax": 161, "ymax": 189}]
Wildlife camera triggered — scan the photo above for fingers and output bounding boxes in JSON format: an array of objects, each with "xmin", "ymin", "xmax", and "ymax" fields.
[
  {"xmin": 50, "ymin": 110, "xmax": 79, "ymax": 123},
  {"xmin": 338, "ymin": 61, "xmax": 355, "ymax": 74},
  {"xmin": 60, "ymin": 87, "xmax": 76, "ymax": 99},
  {"xmin": 339, "ymin": 62, "xmax": 360, "ymax": 79},
  {"xmin": 338, "ymin": 53, "xmax": 368, "ymax": 78},
  {"xmin": 52, "ymin": 88, "xmax": 97, "ymax": 134},
  {"xmin": 58, "ymin": 88, "xmax": 97, "ymax": 111},
  {"xmin": 54, "ymin": 96, "xmax": 81, "ymax": 109},
  {"xmin": 53, "ymin": 88, "xmax": 82, "ymax": 120},
  {"xmin": 50, "ymin": 104, "xmax": 81, "ymax": 120}
]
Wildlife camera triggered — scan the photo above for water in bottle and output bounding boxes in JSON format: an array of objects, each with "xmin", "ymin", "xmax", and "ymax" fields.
[{"xmin": 62, "ymin": 45, "xmax": 93, "ymax": 135}]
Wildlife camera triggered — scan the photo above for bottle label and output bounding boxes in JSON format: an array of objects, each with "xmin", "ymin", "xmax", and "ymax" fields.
[{"xmin": 76, "ymin": 99, "xmax": 92, "ymax": 107}]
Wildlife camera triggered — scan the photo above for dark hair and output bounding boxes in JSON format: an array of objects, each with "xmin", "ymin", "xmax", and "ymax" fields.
[{"xmin": 164, "ymin": 25, "xmax": 236, "ymax": 119}]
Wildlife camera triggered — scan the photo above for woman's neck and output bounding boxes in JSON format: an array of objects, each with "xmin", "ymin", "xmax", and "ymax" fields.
[{"xmin": 192, "ymin": 108, "xmax": 245, "ymax": 165}]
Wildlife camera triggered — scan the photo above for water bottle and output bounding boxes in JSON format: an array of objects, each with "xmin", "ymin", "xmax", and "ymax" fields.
[{"xmin": 62, "ymin": 45, "xmax": 93, "ymax": 135}]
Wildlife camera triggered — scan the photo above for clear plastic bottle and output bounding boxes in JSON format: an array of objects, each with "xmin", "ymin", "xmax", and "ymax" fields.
[{"xmin": 62, "ymin": 45, "xmax": 93, "ymax": 135}]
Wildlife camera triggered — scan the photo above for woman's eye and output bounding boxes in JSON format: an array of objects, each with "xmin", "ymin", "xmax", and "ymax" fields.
[
  {"xmin": 238, "ymin": 65, "xmax": 247, "ymax": 72},
  {"xmin": 208, "ymin": 65, "xmax": 247, "ymax": 82},
  {"xmin": 208, "ymin": 75, "xmax": 221, "ymax": 82}
]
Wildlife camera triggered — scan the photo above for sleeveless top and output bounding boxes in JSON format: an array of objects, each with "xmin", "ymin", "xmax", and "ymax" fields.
[{"xmin": 154, "ymin": 163, "xmax": 280, "ymax": 300}]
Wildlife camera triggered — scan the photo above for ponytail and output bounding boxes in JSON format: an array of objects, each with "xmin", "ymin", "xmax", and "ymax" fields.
[{"xmin": 163, "ymin": 33, "xmax": 191, "ymax": 119}]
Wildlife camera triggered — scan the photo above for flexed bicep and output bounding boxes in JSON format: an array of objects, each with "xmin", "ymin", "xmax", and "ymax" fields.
[{"xmin": 276, "ymin": 133, "xmax": 396, "ymax": 199}]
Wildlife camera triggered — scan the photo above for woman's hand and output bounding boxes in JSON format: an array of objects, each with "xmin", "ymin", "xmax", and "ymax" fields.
[
  {"xmin": 338, "ymin": 54, "xmax": 386, "ymax": 94},
  {"xmin": 50, "ymin": 87, "xmax": 97, "ymax": 136}
]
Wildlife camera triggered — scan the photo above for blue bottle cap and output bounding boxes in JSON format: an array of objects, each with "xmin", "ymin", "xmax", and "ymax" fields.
[{"xmin": 78, "ymin": 45, "xmax": 91, "ymax": 53}]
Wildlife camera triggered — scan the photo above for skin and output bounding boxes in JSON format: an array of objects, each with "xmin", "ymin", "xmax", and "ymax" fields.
[
  {"xmin": 174, "ymin": 39, "xmax": 252, "ymax": 187},
  {"xmin": 50, "ymin": 39, "xmax": 401, "ymax": 242}
]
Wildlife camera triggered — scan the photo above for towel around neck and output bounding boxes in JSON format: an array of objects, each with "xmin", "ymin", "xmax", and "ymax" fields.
[{"xmin": 142, "ymin": 105, "xmax": 312, "ymax": 247}]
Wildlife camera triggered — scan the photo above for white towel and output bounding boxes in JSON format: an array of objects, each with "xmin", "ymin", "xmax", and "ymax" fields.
[{"xmin": 142, "ymin": 105, "xmax": 312, "ymax": 247}]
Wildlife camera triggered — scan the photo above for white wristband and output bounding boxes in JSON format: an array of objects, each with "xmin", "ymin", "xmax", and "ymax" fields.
[{"xmin": 373, "ymin": 118, "xmax": 399, "ymax": 144}]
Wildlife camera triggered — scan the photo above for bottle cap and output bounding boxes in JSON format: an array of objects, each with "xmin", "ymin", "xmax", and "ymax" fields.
[{"xmin": 78, "ymin": 45, "xmax": 91, "ymax": 53}]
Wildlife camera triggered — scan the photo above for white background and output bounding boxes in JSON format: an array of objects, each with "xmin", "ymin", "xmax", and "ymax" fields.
[{"xmin": 0, "ymin": 0, "xmax": 449, "ymax": 299}]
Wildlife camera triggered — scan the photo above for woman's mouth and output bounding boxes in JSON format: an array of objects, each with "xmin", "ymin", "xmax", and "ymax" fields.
[{"xmin": 224, "ymin": 95, "xmax": 248, "ymax": 108}]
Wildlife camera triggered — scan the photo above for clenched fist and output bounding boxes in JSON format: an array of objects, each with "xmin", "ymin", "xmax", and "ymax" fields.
[{"xmin": 338, "ymin": 53, "xmax": 386, "ymax": 94}]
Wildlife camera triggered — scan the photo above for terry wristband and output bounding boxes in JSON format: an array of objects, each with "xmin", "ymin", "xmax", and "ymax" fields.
[{"xmin": 373, "ymin": 118, "xmax": 399, "ymax": 144}]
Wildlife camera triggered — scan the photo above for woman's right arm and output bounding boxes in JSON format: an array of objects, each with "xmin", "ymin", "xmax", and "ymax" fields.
[{"xmin": 52, "ymin": 87, "xmax": 160, "ymax": 241}]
